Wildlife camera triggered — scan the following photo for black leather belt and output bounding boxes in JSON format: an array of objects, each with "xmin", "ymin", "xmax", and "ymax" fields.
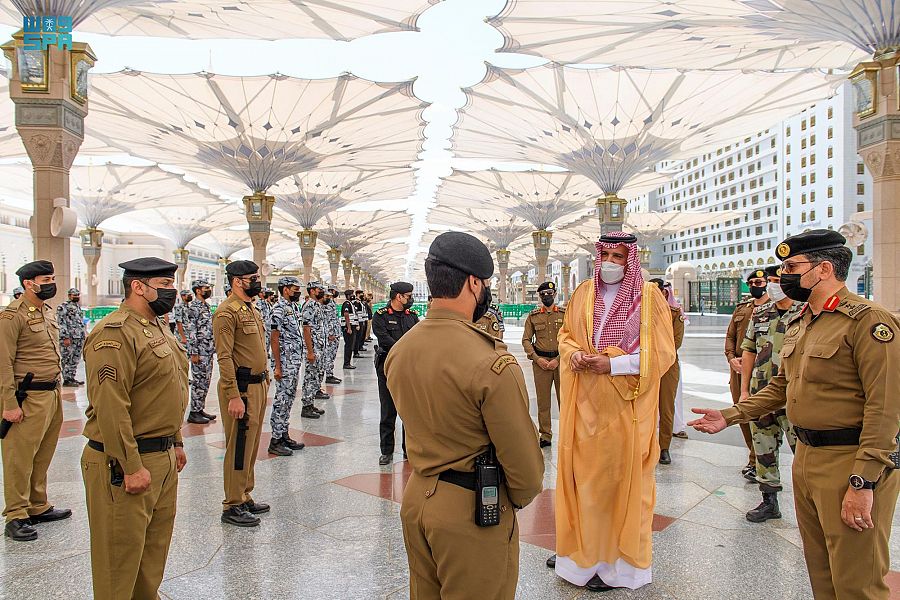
[
  {"xmin": 88, "ymin": 435, "xmax": 176, "ymax": 454},
  {"xmin": 439, "ymin": 469, "xmax": 476, "ymax": 491},
  {"xmin": 247, "ymin": 372, "xmax": 266, "ymax": 384},
  {"xmin": 534, "ymin": 348, "xmax": 559, "ymax": 359},
  {"xmin": 794, "ymin": 426, "xmax": 861, "ymax": 447},
  {"xmin": 24, "ymin": 380, "xmax": 59, "ymax": 391}
]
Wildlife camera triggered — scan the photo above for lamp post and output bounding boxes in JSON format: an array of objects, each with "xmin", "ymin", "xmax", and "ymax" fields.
[
  {"xmin": 326, "ymin": 248, "xmax": 341, "ymax": 287},
  {"xmin": 595, "ymin": 193, "xmax": 627, "ymax": 235},
  {"xmin": 496, "ymin": 249, "xmax": 510, "ymax": 303},
  {"xmin": 173, "ymin": 248, "xmax": 189, "ymax": 291},
  {"xmin": 242, "ymin": 191, "xmax": 275, "ymax": 283},
  {"xmin": 297, "ymin": 228, "xmax": 318, "ymax": 284},
  {"xmin": 532, "ymin": 229, "xmax": 552, "ymax": 283},
  {"xmin": 79, "ymin": 227, "xmax": 102, "ymax": 307},
  {"xmin": 217, "ymin": 257, "xmax": 229, "ymax": 297}
]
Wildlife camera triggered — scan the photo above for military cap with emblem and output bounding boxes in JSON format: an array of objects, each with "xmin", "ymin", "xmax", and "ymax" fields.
[
  {"xmin": 775, "ymin": 229, "xmax": 847, "ymax": 261},
  {"xmin": 15, "ymin": 260, "xmax": 54, "ymax": 281},
  {"xmin": 191, "ymin": 279, "xmax": 210, "ymax": 290},
  {"xmin": 67, "ymin": 288, "xmax": 80, "ymax": 295},
  {"xmin": 307, "ymin": 280, "xmax": 323, "ymax": 290},
  {"xmin": 119, "ymin": 257, "xmax": 177, "ymax": 279},
  {"xmin": 537, "ymin": 281, "xmax": 556, "ymax": 293},
  {"xmin": 390, "ymin": 281, "xmax": 414, "ymax": 295},
  {"xmin": 764, "ymin": 265, "xmax": 781, "ymax": 278},
  {"xmin": 224, "ymin": 260, "xmax": 258, "ymax": 278},
  {"xmin": 427, "ymin": 231, "xmax": 494, "ymax": 279},
  {"xmin": 278, "ymin": 276, "xmax": 301, "ymax": 287},
  {"xmin": 746, "ymin": 269, "xmax": 767, "ymax": 283}
]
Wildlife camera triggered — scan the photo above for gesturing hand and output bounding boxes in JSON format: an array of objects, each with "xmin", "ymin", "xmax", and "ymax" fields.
[{"xmin": 687, "ymin": 408, "xmax": 727, "ymax": 434}]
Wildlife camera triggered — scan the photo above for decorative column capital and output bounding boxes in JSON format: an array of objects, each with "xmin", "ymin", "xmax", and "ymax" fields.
[
  {"xmin": 243, "ymin": 192, "xmax": 275, "ymax": 226},
  {"xmin": 341, "ymin": 258, "xmax": 353, "ymax": 269},
  {"xmin": 173, "ymin": 248, "xmax": 189, "ymax": 266},
  {"xmin": 531, "ymin": 230, "xmax": 553, "ymax": 250},
  {"xmin": 297, "ymin": 229, "xmax": 318, "ymax": 249},
  {"xmin": 496, "ymin": 248, "xmax": 510, "ymax": 269},
  {"xmin": 80, "ymin": 227, "xmax": 102, "ymax": 250},
  {"xmin": 327, "ymin": 248, "xmax": 342, "ymax": 264}
]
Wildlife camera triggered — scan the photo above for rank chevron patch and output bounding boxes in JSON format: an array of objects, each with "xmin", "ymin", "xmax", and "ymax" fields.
[{"xmin": 98, "ymin": 365, "xmax": 118, "ymax": 385}]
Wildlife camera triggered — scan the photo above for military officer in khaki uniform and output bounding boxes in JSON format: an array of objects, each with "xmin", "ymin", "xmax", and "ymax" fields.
[
  {"xmin": 652, "ymin": 278, "xmax": 685, "ymax": 465},
  {"xmin": 387, "ymin": 231, "xmax": 544, "ymax": 600},
  {"xmin": 521, "ymin": 281, "xmax": 565, "ymax": 448},
  {"xmin": 214, "ymin": 260, "xmax": 271, "ymax": 527},
  {"xmin": 81, "ymin": 257, "xmax": 188, "ymax": 599},
  {"xmin": 691, "ymin": 229, "xmax": 900, "ymax": 600},
  {"xmin": 0, "ymin": 260, "xmax": 71, "ymax": 542},
  {"xmin": 724, "ymin": 269, "xmax": 770, "ymax": 476}
]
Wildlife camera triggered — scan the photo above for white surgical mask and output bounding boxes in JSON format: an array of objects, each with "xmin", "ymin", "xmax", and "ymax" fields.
[
  {"xmin": 766, "ymin": 281, "xmax": 787, "ymax": 303},
  {"xmin": 599, "ymin": 261, "xmax": 626, "ymax": 285}
]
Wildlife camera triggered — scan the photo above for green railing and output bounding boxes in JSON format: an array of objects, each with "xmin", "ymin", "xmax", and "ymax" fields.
[
  {"xmin": 84, "ymin": 306, "xmax": 119, "ymax": 323},
  {"xmin": 372, "ymin": 302, "xmax": 537, "ymax": 319}
]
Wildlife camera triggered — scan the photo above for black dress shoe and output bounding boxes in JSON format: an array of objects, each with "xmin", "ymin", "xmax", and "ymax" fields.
[
  {"xmin": 200, "ymin": 410, "xmax": 217, "ymax": 421},
  {"xmin": 540, "ymin": 439, "xmax": 552, "ymax": 448},
  {"xmin": 343, "ymin": 365, "xmax": 356, "ymax": 370},
  {"xmin": 267, "ymin": 439, "xmax": 292, "ymax": 456},
  {"xmin": 546, "ymin": 554, "xmax": 556, "ymax": 569},
  {"xmin": 283, "ymin": 436, "xmax": 305, "ymax": 451},
  {"xmin": 29, "ymin": 507, "xmax": 72, "ymax": 523},
  {"xmin": 300, "ymin": 406, "xmax": 320, "ymax": 419},
  {"xmin": 187, "ymin": 411, "xmax": 210, "ymax": 424},
  {"xmin": 659, "ymin": 449, "xmax": 672, "ymax": 465},
  {"xmin": 242, "ymin": 500, "xmax": 270, "ymax": 514},
  {"xmin": 5, "ymin": 519, "xmax": 37, "ymax": 541},
  {"xmin": 221, "ymin": 506, "xmax": 259, "ymax": 527},
  {"xmin": 379, "ymin": 454, "xmax": 391, "ymax": 466},
  {"xmin": 585, "ymin": 575, "xmax": 616, "ymax": 592},
  {"xmin": 325, "ymin": 376, "xmax": 342, "ymax": 384}
]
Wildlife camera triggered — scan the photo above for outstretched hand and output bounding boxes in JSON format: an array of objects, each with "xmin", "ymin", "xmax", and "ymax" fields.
[{"xmin": 687, "ymin": 408, "xmax": 727, "ymax": 434}]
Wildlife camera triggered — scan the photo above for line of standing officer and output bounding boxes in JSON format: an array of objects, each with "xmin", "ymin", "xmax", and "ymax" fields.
[
  {"xmin": 322, "ymin": 287, "xmax": 343, "ymax": 385},
  {"xmin": 341, "ymin": 289, "xmax": 360, "ymax": 369}
]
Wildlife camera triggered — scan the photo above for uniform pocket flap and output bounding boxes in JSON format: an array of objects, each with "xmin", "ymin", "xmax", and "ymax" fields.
[
  {"xmin": 534, "ymin": 323, "xmax": 547, "ymax": 331},
  {"xmin": 28, "ymin": 323, "xmax": 46, "ymax": 332},
  {"xmin": 152, "ymin": 345, "xmax": 171, "ymax": 358},
  {"xmin": 241, "ymin": 325, "xmax": 259, "ymax": 334},
  {"xmin": 807, "ymin": 344, "xmax": 839, "ymax": 359},
  {"xmin": 780, "ymin": 344, "xmax": 796, "ymax": 358}
]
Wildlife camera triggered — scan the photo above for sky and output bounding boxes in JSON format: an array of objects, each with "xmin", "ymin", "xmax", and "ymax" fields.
[{"xmin": 0, "ymin": 0, "xmax": 547, "ymax": 273}]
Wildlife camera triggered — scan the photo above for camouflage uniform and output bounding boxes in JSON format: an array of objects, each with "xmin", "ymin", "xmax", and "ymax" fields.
[
  {"xmin": 323, "ymin": 297, "xmax": 341, "ymax": 379},
  {"xmin": 300, "ymin": 296, "xmax": 327, "ymax": 407},
  {"xmin": 741, "ymin": 300, "xmax": 805, "ymax": 492},
  {"xmin": 185, "ymin": 296, "xmax": 215, "ymax": 413},
  {"xmin": 270, "ymin": 292, "xmax": 304, "ymax": 439},
  {"xmin": 256, "ymin": 296, "xmax": 274, "ymax": 362},
  {"xmin": 56, "ymin": 289, "xmax": 85, "ymax": 383},
  {"xmin": 173, "ymin": 292, "xmax": 191, "ymax": 348}
]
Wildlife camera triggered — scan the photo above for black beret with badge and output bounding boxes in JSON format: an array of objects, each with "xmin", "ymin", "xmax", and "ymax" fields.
[
  {"xmin": 15, "ymin": 260, "xmax": 54, "ymax": 280},
  {"xmin": 775, "ymin": 229, "xmax": 847, "ymax": 261},
  {"xmin": 537, "ymin": 281, "xmax": 556, "ymax": 293},
  {"xmin": 118, "ymin": 257, "xmax": 177, "ymax": 279},
  {"xmin": 225, "ymin": 260, "xmax": 259, "ymax": 277},
  {"xmin": 427, "ymin": 231, "xmax": 494, "ymax": 279},
  {"xmin": 746, "ymin": 269, "xmax": 767, "ymax": 283},
  {"xmin": 390, "ymin": 281, "xmax": 414, "ymax": 294},
  {"xmin": 764, "ymin": 265, "xmax": 781, "ymax": 278}
]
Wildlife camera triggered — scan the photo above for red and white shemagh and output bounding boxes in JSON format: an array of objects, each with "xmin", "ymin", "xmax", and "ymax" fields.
[{"xmin": 593, "ymin": 232, "xmax": 644, "ymax": 353}]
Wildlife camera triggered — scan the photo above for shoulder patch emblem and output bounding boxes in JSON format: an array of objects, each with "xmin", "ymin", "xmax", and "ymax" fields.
[
  {"xmin": 679, "ymin": 314, "xmax": 686, "ymax": 322},
  {"xmin": 491, "ymin": 322, "xmax": 500, "ymax": 331},
  {"xmin": 872, "ymin": 323, "xmax": 894, "ymax": 343},
  {"xmin": 97, "ymin": 365, "xmax": 117, "ymax": 385},
  {"xmin": 788, "ymin": 325, "xmax": 801, "ymax": 336},
  {"xmin": 491, "ymin": 354, "xmax": 517, "ymax": 375},
  {"xmin": 0, "ymin": 312, "xmax": 13, "ymax": 320},
  {"xmin": 93, "ymin": 340, "xmax": 121, "ymax": 351}
]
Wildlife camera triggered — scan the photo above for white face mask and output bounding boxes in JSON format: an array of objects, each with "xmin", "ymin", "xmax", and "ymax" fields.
[
  {"xmin": 599, "ymin": 261, "xmax": 626, "ymax": 284},
  {"xmin": 766, "ymin": 281, "xmax": 787, "ymax": 303}
]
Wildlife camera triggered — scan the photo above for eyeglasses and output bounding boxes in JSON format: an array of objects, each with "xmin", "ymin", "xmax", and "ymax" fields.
[
  {"xmin": 538, "ymin": 291, "xmax": 555, "ymax": 297},
  {"xmin": 240, "ymin": 275, "xmax": 260, "ymax": 283},
  {"xmin": 780, "ymin": 260, "xmax": 819, "ymax": 274}
]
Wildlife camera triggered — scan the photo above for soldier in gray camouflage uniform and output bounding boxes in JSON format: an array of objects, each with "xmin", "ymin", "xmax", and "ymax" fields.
[
  {"xmin": 174, "ymin": 289, "xmax": 192, "ymax": 346},
  {"xmin": 185, "ymin": 279, "xmax": 217, "ymax": 424},
  {"xmin": 268, "ymin": 276, "xmax": 307, "ymax": 456},
  {"xmin": 12, "ymin": 286, "xmax": 24, "ymax": 300},
  {"xmin": 323, "ymin": 287, "xmax": 342, "ymax": 385},
  {"xmin": 300, "ymin": 281, "xmax": 328, "ymax": 418},
  {"xmin": 57, "ymin": 287, "xmax": 86, "ymax": 386},
  {"xmin": 256, "ymin": 289, "xmax": 275, "ymax": 362}
]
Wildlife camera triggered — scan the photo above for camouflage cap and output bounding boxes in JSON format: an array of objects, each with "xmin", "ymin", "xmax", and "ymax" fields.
[
  {"xmin": 12, "ymin": 286, "xmax": 24, "ymax": 295},
  {"xmin": 67, "ymin": 287, "xmax": 80, "ymax": 295},
  {"xmin": 191, "ymin": 279, "xmax": 210, "ymax": 290},
  {"xmin": 278, "ymin": 276, "xmax": 301, "ymax": 287},
  {"xmin": 307, "ymin": 280, "xmax": 324, "ymax": 290},
  {"xmin": 179, "ymin": 289, "xmax": 192, "ymax": 296}
]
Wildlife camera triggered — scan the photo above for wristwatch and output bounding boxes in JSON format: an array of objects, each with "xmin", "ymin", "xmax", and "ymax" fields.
[{"xmin": 849, "ymin": 474, "xmax": 876, "ymax": 490}]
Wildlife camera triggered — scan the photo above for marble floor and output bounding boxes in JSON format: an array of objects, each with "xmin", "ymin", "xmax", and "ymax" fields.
[{"xmin": 2, "ymin": 319, "xmax": 899, "ymax": 599}]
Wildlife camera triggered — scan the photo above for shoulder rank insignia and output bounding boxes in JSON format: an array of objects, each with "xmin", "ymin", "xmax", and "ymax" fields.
[
  {"xmin": 0, "ymin": 312, "xmax": 13, "ymax": 320},
  {"xmin": 491, "ymin": 354, "xmax": 517, "ymax": 375},
  {"xmin": 823, "ymin": 295, "xmax": 841, "ymax": 312},
  {"xmin": 97, "ymin": 365, "xmax": 118, "ymax": 385},
  {"xmin": 872, "ymin": 323, "xmax": 895, "ymax": 343},
  {"xmin": 93, "ymin": 340, "xmax": 121, "ymax": 351}
]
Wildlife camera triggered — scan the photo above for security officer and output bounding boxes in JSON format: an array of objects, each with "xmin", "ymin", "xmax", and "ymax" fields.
[
  {"xmin": 475, "ymin": 302, "xmax": 504, "ymax": 340},
  {"xmin": 269, "ymin": 276, "xmax": 308, "ymax": 453},
  {"xmin": 185, "ymin": 279, "xmax": 217, "ymax": 424},
  {"xmin": 372, "ymin": 281, "xmax": 419, "ymax": 465},
  {"xmin": 174, "ymin": 289, "xmax": 192, "ymax": 345},
  {"xmin": 652, "ymin": 278, "xmax": 685, "ymax": 465},
  {"xmin": 386, "ymin": 232, "xmax": 544, "ymax": 599},
  {"xmin": 340, "ymin": 289, "xmax": 359, "ymax": 369},
  {"xmin": 81, "ymin": 257, "xmax": 188, "ymax": 598},
  {"xmin": 724, "ymin": 269, "xmax": 769, "ymax": 478},
  {"xmin": 12, "ymin": 286, "xmax": 24, "ymax": 300},
  {"xmin": 214, "ymin": 260, "xmax": 270, "ymax": 527},
  {"xmin": 299, "ymin": 282, "xmax": 328, "ymax": 417},
  {"xmin": 58, "ymin": 286, "xmax": 86, "ymax": 387},
  {"xmin": 1, "ymin": 260, "xmax": 71, "ymax": 542},
  {"xmin": 256, "ymin": 288, "xmax": 275, "ymax": 362},
  {"xmin": 691, "ymin": 229, "xmax": 900, "ymax": 600},
  {"xmin": 521, "ymin": 281, "xmax": 565, "ymax": 448},
  {"xmin": 353, "ymin": 289, "xmax": 368, "ymax": 356},
  {"xmin": 322, "ymin": 287, "xmax": 342, "ymax": 385}
]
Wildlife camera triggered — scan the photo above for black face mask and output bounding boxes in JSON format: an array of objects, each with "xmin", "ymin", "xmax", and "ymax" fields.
[
  {"xmin": 32, "ymin": 283, "xmax": 57, "ymax": 301},
  {"xmin": 749, "ymin": 286, "xmax": 766, "ymax": 299},
  {"xmin": 540, "ymin": 295, "xmax": 555, "ymax": 307},
  {"xmin": 290, "ymin": 292, "xmax": 303, "ymax": 302},
  {"xmin": 315, "ymin": 290, "xmax": 325, "ymax": 300},
  {"xmin": 472, "ymin": 281, "xmax": 492, "ymax": 323},
  {"xmin": 147, "ymin": 286, "xmax": 178, "ymax": 316},
  {"xmin": 71, "ymin": 297, "xmax": 81, "ymax": 304},
  {"xmin": 183, "ymin": 296, "xmax": 193, "ymax": 304},
  {"xmin": 403, "ymin": 297, "xmax": 415, "ymax": 310},
  {"xmin": 324, "ymin": 298, "xmax": 333, "ymax": 305},
  {"xmin": 780, "ymin": 266, "xmax": 821, "ymax": 302},
  {"xmin": 201, "ymin": 290, "xmax": 212, "ymax": 300},
  {"xmin": 245, "ymin": 281, "xmax": 262, "ymax": 298}
]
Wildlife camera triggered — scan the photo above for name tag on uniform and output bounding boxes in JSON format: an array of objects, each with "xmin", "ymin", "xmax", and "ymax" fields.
[{"xmin": 149, "ymin": 337, "xmax": 167, "ymax": 349}]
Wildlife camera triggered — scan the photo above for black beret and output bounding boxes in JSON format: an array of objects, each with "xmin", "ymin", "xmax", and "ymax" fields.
[
  {"xmin": 225, "ymin": 260, "xmax": 259, "ymax": 277},
  {"xmin": 537, "ymin": 281, "xmax": 556, "ymax": 293},
  {"xmin": 16, "ymin": 260, "xmax": 54, "ymax": 280},
  {"xmin": 764, "ymin": 265, "xmax": 781, "ymax": 278},
  {"xmin": 746, "ymin": 269, "xmax": 767, "ymax": 282},
  {"xmin": 118, "ymin": 257, "xmax": 177, "ymax": 279},
  {"xmin": 775, "ymin": 229, "xmax": 846, "ymax": 261},
  {"xmin": 427, "ymin": 231, "xmax": 494, "ymax": 279},
  {"xmin": 390, "ymin": 281, "xmax": 414, "ymax": 294}
]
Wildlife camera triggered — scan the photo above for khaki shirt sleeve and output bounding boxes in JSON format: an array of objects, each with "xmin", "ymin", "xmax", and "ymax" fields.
[
  {"xmin": 213, "ymin": 308, "xmax": 239, "ymax": 400},
  {"xmin": 0, "ymin": 311, "xmax": 21, "ymax": 411},
  {"xmin": 724, "ymin": 311, "xmax": 740, "ymax": 361},
  {"xmin": 521, "ymin": 315, "xmax": 537, "ymax": 361},
  {"xmin": 84, "ymin": 327, "xmax": 143, "ymax": 474},
  {"xmin": 722, "ymin": 372, "xmax": 788, "ymax": 425},
  {"xmin": 851, "ymin": 311, "xmax": 900, "ymax": 481},
  {"xmin": 672, "ymin": 312, "xmax": 685, "ymax": 350},
  {"xmin": 477, "ymin": 356, "xmax": 545, "ymax": 509}
]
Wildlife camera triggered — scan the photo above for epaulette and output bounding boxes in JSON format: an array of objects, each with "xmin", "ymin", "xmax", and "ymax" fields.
[
  {"xmin": 833, "ymin": 293, "xmax": 874, "ymax": 320},
  {"xmin": 98, "ymin": 309, "xmax": 128, "ymax": 329},
  {"xmin": 738, "ymin": 298, "xmax": 754, "ymax": 306},
  {"xmin": 786, "ymin": 304, "xmax": 807, "ymax": 325},
  {"xmin": 375, "ymin": 307, "xmax": 388, "ymax": 315},
  {"xmin": 530, "ymin": 308, "xmax": 542, "ymax": 315},
  {"xmin": 4, "ymin": 297, "xmax": 23, "ymax": 312}
]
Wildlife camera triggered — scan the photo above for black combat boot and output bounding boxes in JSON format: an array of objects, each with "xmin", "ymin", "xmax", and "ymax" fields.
[
  {"xmin": 267, "ymin": 438, "xmax": 292, "ymax": 456},
  {"xmin": 325, "ymin": 376, "xmax": 342, "ymax": 384},
  {"xmin": 283, "ymin": 436, "xmax": 305, "ymax": 451},
  {"xmin": 746, "ymin": 492, "xmax": 781, "ymax": 523},
  {"xmin": 300, "ymin": 405, "xmax": 320, "ymax": 419}
]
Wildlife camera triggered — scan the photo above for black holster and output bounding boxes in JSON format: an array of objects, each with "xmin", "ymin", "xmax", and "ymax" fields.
[
  {"xmin": 233, "ymin": 367, "xmax": 251, "ymax": 471},
  {"xmin": 0, "ymin": 372, "xmax": 33, "ymax": 439}
]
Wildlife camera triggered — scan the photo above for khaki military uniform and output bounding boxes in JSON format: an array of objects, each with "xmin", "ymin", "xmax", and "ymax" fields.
[
  {"xmin": 475, "ymin": 309, "xmax": 503, "ymax": 340},
  {"xmin": 81, "ymin": 305, "xmax": 189, "ymax": 599},
  {"xmin": 521, "ymin": 305, "xmax": 565, "ymax": 443},
  {"xmin": 724, "ymin": 298, "xmax": 757, "ymax": 464},
  {"xmin": 658, "ymin": 306, "xmax": 685, "ymax": 451},
  {"xmin": 386, "ymin": 307, "xmax": 545, "ymax": 600},
  {"xmin": 723, "ymin": 287, "xmax": 900, "ymax": 600},
  {"xmin": 0, "ymin": 297, "xmax": 62, "ymax": 522},
  {"xmin": 213, "ymin": 294, "xmax": 269, "ymax": 509}
]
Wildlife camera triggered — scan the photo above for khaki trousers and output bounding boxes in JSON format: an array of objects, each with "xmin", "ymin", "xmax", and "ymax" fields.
[
  {"xmin": 729, "ymin": 371, "xmax": 756, "ymax": 464},
  {"xmin": 2, "ymin": 388, "xmax": 62, "ymax": 521},
  {"xmin": 658, "ymin": 359, "xmax": 679, "ymax": 450},
  {"xmin": 401, "ymin": 473, "xmax": 520, "ymax": 600},
  {"xmin": 793, "ymin": 443, "xmax": 900, "ymax": 599},
  {"xmin": 219, "ymin": 380, "xmax": 268, "ymax": 508},
  {"xmin": 81, "ymin": 445, "xmax": 178, "ymax": 600},
  {"xmin": 532, "ymin": 362, "xmax": 560, "ymax": 442}
]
